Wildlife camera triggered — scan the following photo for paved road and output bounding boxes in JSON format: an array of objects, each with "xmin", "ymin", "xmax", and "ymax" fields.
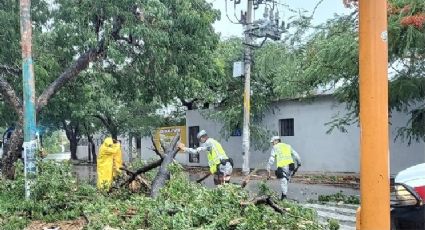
[{"xmin": 194, "ymin": 175, "xmax": 359, "ymax": 202}]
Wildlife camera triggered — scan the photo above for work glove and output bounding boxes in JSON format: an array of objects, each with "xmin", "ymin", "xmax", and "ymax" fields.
[
  {"xmin": 196, "ymin": 147, "xmax": 204, "ymax": 152},
  {"xmin": 292, "ymin": 167, "xmax": 299, "ymax": 176},
  {"xmin": 177, "ymin": 143, "xmax": 186, "ymax": 151}
]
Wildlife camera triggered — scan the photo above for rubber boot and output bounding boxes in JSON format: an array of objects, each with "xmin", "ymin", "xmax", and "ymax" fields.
[{"xmin": 281, "ymin": 193, "xmax": 287, "ymax": 200}]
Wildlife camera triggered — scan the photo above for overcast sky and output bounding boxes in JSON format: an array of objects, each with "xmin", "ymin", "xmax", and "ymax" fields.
[{"xmin": 207, "ymin": 0, "xmax": 352, "ymax": 38}]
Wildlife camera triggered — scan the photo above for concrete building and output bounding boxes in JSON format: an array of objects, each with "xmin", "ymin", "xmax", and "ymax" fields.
[{"xmin": 139, "ymin": 94, "xmax": 424, "ymax": 175}]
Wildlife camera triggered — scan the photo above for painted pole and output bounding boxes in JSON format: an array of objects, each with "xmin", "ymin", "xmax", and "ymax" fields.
[
  {"xmin": 242, "ymin": 0, "xmax": 253, "ymax": 175},
  {"xmin": 20, "ymin": 0, "xmax": 37, "ymax": 199},
  {"xmin": 358, "ymin": 0, "xmax": 390, "ymax": 228}
]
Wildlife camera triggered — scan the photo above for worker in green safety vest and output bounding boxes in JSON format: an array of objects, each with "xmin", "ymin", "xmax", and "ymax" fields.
[
  {"xmin": 266, "ymin": 136, "xmax": 301, "ymax": 200},
  {"xmin": 179, "ymin": 130, "xmax": 233, "ymax": 185}
]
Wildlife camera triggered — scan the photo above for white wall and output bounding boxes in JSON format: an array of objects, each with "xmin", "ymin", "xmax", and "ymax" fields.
[
  {"xmin": 260, "ymin": 96, "xmax": 361, "ymax": 173},
  {"xmin": 389, "ymin": 109, "xmax": 425, "ymax": 173},
  {"xmin": 138, "ymin": 95, "xmax": 425, "ymax": 175}
]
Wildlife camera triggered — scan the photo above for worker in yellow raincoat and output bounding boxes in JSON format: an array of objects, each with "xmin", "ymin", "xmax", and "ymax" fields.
[{"xmin": 97, "ymin": 137, "xmax": 123, "ymax": 190}]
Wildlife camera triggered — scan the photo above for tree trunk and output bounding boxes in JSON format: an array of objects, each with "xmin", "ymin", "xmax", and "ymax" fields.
[
  {"xmin": 39, "ymin": 134, "xmax": 43, "ymax": 147},
  {"xmin": 93, "ymin": 114, "xmax": 118, "ymax": 139},
  {"xmin": 150, "ymin": 134, "xmax": 180, "ymax": 198},
  {"xmin": 0, "ymin": 75, "xmax": 24, "ymax": 179},
  {"xmin": 1, "ymin": 117, "xmax": 24, "ymax": 179},
  {"xmin": 63, "ymin": 121, "xmax": 80, "ymax": 161},
  {"xmin": 87, "ymin": 140, "xmax": 91, "ymax": 162},
  {"xmin": 128, "ymin": 134, "xmax": 133, "ymax": 163},
  {"xmin": 69, "ymin": 137, "xmax": 79, "ymax": 160},
  {"xmin": 91, "ymin": 141, "xmax": 96, "ymax": 164},
  {"xmin": 87, "ymin": 135, "xmax": 96, "ymax": 164},
  {"xmin": 111, "ymin": 130, "xmax": 118, "ymax": 140}
]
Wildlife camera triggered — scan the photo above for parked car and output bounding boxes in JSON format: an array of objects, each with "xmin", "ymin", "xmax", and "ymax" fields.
[{"xmin": 391, "ymin": 163, "xmax": 425, "ymax": 230}]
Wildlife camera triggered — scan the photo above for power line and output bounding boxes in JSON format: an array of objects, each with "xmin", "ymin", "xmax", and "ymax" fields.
[{"xmin": 225, "ymin": 0, "xmax": 242, "ymax": 24}]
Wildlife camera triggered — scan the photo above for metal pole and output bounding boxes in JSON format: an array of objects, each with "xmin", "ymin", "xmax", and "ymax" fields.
[
  {"xmin": 20, "ymin": 0, "xmax": 37, "ymax": 199},
  {"xmin": 242, "ymin": 0, "xmax": 253, "ymax": 175},
  {"xmin": 358, "ymin": 0, "xmax": 390, "ymax": 228}
]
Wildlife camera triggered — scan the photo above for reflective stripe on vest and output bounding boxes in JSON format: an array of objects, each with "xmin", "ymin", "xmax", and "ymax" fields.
[
  {"xmin": 207, "ymin": 139, "xmax": 228, "ymax": 172},
  {"xmin": 275, "ymin": 143, "xmax": 294, "ymax": 167}
]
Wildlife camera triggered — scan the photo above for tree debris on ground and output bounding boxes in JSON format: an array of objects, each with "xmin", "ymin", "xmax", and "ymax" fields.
[{"xmin": 0, "ymin": 159, "xmax": 332, "ymax": 230}]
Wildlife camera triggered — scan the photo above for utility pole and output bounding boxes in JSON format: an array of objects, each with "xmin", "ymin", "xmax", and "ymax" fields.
[
  {"xmin": 242, "ymin": 0, "xmax": 253, "ymax": 175},
  {"xmin": 357, "ymin": 0, "xmax": 390, "ymax": 228},
  {"xmin": 20, "ymin": 0, "xmax": 37, "ymax": 199}
]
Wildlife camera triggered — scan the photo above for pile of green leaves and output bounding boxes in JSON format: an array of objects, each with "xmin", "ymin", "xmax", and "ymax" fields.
[
  {"xmin": 318, "ymin": 191, "xmax": 360, "ymax": 205},
  {"xmin": 1, "ymin": 161, "xmax": 327, "ymax": 229},
  {"xmin": 0, "ymin": 161, "xmax": 97, "ymax": 229}
]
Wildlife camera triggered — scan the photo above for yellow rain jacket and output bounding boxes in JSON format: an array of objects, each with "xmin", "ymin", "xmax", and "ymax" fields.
[
  {"xmin": 113, "ymin": 142, "xmax": 123, "ymax": 177},
  {"xmin": 97, "ymin": 137, "xmax": 123, "ymax": 190}
]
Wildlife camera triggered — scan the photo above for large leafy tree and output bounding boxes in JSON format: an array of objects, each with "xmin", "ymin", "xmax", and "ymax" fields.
[
  {"xmin": 298, "ymin": 0, "xmax": 425, "ymax": 143},
  {"xmin": 0, "ymin": 0, "xmax": 219, "ymax": 178},
  {"xmin": 38, "ymin": 76, "xmax": 96, "ymax": 160}
]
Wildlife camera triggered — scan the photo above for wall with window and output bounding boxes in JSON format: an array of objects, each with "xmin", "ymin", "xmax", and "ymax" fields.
[
  {"xmin": 193, "ymin": 95, "xmax": 424, "ymax": 174},
  {"xmin": 137, "ymin": 95, "xmax": 424, "ymax": 174},
  {"xmin": 260, "ymin": 96, "xmax": 361, "ymax": 172}
]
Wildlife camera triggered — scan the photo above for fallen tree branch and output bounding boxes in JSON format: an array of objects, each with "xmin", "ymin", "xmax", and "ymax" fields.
[
  {"xmin": 240, "ymin": 196, "xmax": 286, "ymax": 214},
  {"xmin": 120, "ymin": 136, "xmax": 165, "ymax": 187},
  {"xmin": 120, "ymin": 159, "xmax": 162, "ymax": 187},
  {"xmin": 150, "ymin": 135, "xmax": 164, "ymax": 159},
  {"xmin": 196, "ymin": 173, "xmax": 211, "ymax": 183},
  {"xmin": 120, "ymin": 167, "xmax": 136, "ymax": 176},
  {"xmin": 150, "ymin": 134, "xmax": 180, "ymax": 198},
  {"xmin": 82, "ymin": 212, "xmax": 90, "ymax": 225},
  {"xmin": 241, "ymin": 167, "xmax": 263, "ymax": 188}
]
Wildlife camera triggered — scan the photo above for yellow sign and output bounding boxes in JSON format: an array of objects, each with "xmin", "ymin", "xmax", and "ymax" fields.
[{"xmin": 154, "ymin": 126, "xmax": 186, "ymax": 153}]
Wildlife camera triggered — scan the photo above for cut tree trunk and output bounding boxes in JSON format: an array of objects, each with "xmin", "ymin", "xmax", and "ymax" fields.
[{"xmin": 150, "ymin": 134, "xmax": 180, "ymax": 198}]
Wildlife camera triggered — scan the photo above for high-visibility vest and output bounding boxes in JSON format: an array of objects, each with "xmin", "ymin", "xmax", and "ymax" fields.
[
  {"xmin": 275, "ymin": 143, "xmax": 294, "ymax": 167},
  {"xmin": 207, "ymin": 139, "xmax": 228, "ymax": 174}
]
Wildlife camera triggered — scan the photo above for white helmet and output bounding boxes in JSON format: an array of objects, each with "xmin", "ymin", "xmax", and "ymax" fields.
[
  {"xmin": 197, "ymin": 130, "xmax": 208, "ymax": 139},
  {"xmin": 270, "ymin": 136, "xmax": 281, "ymax": 143}
]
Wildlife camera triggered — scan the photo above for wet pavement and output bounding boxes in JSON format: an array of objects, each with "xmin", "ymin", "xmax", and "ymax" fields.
[
  {"xmin": 73, "ymin": 164, "xmax": 97, "ymax": 185},
  {"xmin": 194, "ymin": 175, "xmax": 359, "ymax": 202}
]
